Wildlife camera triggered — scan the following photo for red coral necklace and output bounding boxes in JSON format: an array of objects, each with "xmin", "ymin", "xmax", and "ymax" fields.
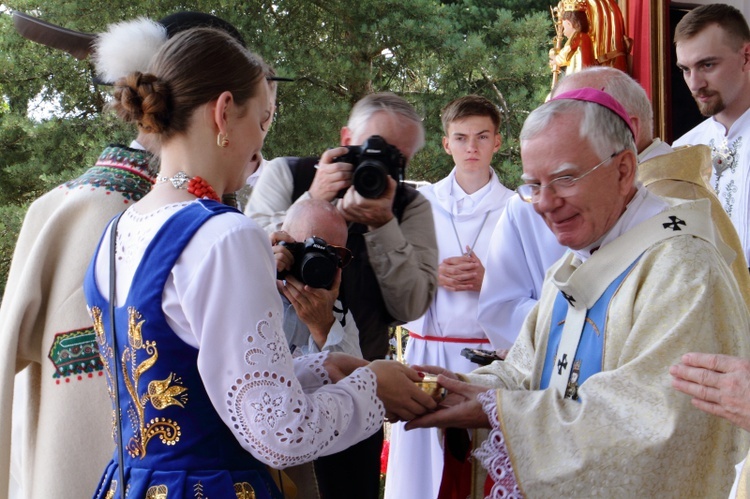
[{"xmin": 157, "ymin": 171, "xmax": 221, "ymax": 202}]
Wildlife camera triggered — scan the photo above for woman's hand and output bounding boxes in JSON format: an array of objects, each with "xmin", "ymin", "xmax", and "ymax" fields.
[
  {"xmin": 369, "ymin": 360, "xmax": 438, "ymax": 422},
  {"xmin": 323, "ymin": 352, "xmax": 369, "ymax": 383}
]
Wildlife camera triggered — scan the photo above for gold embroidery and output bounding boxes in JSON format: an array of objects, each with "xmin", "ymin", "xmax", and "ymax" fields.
[
  {"xmin": 89, "ymin": 305, "xmax": 187, "ymax": 459},
  {"xmin": 146, "ymin": 484, "xmax": 168, "ymax": 499},
  {"xmin": 234, "ymin": 482, "xmax": 257, "ymax": 499},
  {"xmin": 149, "ymin": 373, "xmax": 188, "ymax": 410},
  {"xmin": 91, "ymin": 307, "xmax": 120, "ymax": 443},
  {"xmin": 103, "ymin": 479, "xmax": 117, "ymax": 499},
  {"xmin": 585, "ymin": 317, "xmax": 602, "ymax": 337},
  {"xmin": 123, "ymin": 307, "xmax": 185, "ymax": 457}
]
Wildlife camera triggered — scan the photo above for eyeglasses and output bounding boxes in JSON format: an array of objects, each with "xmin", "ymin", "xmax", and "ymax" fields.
[
  {"xmin": 517, "ymin": 150, "xmax": 623, "ymax": 203},
  {"xmin": 328, "ymin": 244, "xmax": 353, "ymax": 268}
]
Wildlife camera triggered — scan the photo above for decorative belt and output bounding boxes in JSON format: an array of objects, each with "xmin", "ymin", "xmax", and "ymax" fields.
[{"xmin": 408, "ymin": 331, "xmax": 491, "ymax": 344}]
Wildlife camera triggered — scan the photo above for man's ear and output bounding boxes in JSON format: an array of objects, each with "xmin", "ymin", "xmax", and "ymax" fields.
[
  {"xmin": 442, "ymin": 136, "xmax": 451, "ymax": 155},
  {"xmin": 741, "ymin": 41, "xmax": 750, "ymax": 72},
  {"xmin": 616, "ymin": 149, "xmax": 638, "ymax": 195},
  {"xmin": 493, "ymin": 132, "xmax": 502, "ymax": 153},
  {"xmin": 340, "ymin": 126, "xmax": 353, "ymax": 146}
]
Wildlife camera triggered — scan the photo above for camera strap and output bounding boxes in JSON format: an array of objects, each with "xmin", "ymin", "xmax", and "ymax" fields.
[
  {"xmin": 332, "ymin": 303, "xmax": 347, "ymax": 327},
  {"xmin": 108, "ymin": 213, "xmax": 127, "ymax": 497}
]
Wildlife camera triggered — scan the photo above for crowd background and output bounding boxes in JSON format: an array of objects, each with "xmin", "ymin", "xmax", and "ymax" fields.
[{"xmin": 0, "ymin": 0, "xmax": 555, "ymax": 295}]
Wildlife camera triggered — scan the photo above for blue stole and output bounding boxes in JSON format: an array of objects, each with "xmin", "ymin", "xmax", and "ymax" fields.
[{"xmin": 540, "ymin": 259, "xmax": 640, "ymax": 400}]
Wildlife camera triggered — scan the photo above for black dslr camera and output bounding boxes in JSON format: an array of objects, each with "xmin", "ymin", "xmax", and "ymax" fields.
[
  {"xmin": 276, "ymin": 237, "xmax": 340, "ymax": 289},
  {"xmin": 334, "ymin": 135, "xmax": 406, "ymax": 199},
  {"xmin": 461, "ymin": 348, "xmax": 504, "ymax": 366}
]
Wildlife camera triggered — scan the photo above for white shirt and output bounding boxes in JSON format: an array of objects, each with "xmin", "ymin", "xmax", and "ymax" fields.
[{"xmin": 673, "ymin": 107, "xmax": 750, "ymax": 262}]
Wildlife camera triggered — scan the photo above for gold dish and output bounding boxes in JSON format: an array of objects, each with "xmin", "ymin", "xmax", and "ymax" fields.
[{"xmin": 415, "ymin": 374, "xmax": 444, "ymax": 399}]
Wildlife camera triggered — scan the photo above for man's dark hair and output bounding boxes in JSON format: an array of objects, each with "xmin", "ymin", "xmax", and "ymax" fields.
[
  {"xmin": 675, "ymin": 4, "xmax": 750, "ymax": 50},
  {"xmin": 440, "ymin": 95, "xmax": 501, "ymax": 136}
]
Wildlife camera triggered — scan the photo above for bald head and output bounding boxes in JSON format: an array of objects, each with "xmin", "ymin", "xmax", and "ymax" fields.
[
  {"xmin": 283, "ymin": 199, "xmax": 348, "ymax": 247},
  {"xmin": 552, "ymin": 67, "xmax": 653, "ymax": 152}
]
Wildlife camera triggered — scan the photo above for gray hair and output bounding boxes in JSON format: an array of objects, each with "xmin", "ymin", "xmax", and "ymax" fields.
[
  {"xmin": 555, "ymin": 67, "xmax": 653, "ymax": 144},
  {"xmin": 347, "ymin": 92, "xmax": 426, "ymax": 152},
  {"xmin": 521, "ymin": 99, "xmax": 636, "ymax": 160}
]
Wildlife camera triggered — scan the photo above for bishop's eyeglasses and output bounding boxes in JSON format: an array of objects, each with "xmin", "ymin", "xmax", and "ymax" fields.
[{"xmin": 516, "ymin": 150, "xmax": 623, "ymax": 203}]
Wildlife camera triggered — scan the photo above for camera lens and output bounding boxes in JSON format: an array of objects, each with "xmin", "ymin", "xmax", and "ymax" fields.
[
  {"xmin": 353, "ymin": 160, "xmax": 388, "ymax": 198},
  {"xmin": 299, "ymin": 253, "xmax": 338, "ymax": 289}
]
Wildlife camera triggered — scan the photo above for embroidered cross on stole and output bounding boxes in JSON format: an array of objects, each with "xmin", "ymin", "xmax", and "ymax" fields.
[
  {"xmin": 540, "ymin": 198, "xmax": 723, "ymax": 399},
  {"xmin": 541, "ymin": 259, "xmax": 639, "ymax": 399}
]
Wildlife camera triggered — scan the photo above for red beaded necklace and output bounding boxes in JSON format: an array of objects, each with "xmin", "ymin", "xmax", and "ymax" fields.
[{"xmin": 158, "ymin": 171, "xmax": 221, "ymax": 203}]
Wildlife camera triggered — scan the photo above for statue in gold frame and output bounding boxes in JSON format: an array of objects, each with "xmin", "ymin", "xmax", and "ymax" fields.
[{"xmin": 549, "ymin": 0, "xmax": 632, "ymax": 88}]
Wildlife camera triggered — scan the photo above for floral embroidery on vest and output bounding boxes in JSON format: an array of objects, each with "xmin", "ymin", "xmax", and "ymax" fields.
[
  {"xmin": 91, "ymin": 306, "xmax": 187, "ymax": 458},
  {"xmin": 234, "ymin": 482, "xmax": 257, "ymax": 499},
  {"xmin": 146, "ymin": 484, "xmax": 168, "ymax": 498}
]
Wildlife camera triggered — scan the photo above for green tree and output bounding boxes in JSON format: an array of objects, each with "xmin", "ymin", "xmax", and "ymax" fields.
[{"xmin": 0, "ymin": 0, "xmax": 553, "ymax": 291}]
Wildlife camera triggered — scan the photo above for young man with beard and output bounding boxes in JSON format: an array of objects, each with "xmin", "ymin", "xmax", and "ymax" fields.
[{"xmin": 673, "ymin": 3, "xmax": 750, "ymax": 264}]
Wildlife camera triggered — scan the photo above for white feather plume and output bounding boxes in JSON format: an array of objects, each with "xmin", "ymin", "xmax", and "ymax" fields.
[{"xmin": 93, "ymin": 17, "xmax": 168, "ymax": 83}]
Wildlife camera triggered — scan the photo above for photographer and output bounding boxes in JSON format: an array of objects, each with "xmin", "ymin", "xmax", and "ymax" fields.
[
  {"xmin": 246, "ymin": 92, "xmax": 438, "ymax": 499},
  {"xmin": 273, "ymin": 199, "xmax": 361, "ymax": 358},
  {"xmin": 270, "ymin": 199, "xmax": 362, "ymax": 498},
  {"xmin": 247, "ymin": 92, "xmax": 438, "ymax": 362}
]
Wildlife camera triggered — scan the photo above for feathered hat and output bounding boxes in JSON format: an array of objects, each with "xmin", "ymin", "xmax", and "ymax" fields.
[
  {"xmin": 12, "ymin": 11, "xmax": 294, "ymax": 84},
  {"xmin": 93, "ymin": 12, "xmax": 247, "ymax": 84}
]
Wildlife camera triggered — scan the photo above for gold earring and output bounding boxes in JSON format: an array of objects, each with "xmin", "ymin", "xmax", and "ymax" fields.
[{"xmin": 217, "ymin": 132, "xmax": 229, "ymax": 148}]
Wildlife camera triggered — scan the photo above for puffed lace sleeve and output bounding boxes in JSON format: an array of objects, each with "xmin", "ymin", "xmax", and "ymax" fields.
[
  {"xmin": 473, "ymin": 390, "xmax": 522, "ymax": 498},
  {"xmin": 174, "ymin": 215, "xmax": 384, "ymax": 468}
]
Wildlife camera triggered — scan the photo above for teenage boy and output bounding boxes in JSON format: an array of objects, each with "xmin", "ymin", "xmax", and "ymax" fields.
[{"xmin": 384, "ymin": 95, "xmax": 514, "ymax": 499}]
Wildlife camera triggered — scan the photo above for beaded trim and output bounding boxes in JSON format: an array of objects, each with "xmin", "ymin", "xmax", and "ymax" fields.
[{"xmin": 157, "ymin": 171, "xmax": 221, "ymax": 202}]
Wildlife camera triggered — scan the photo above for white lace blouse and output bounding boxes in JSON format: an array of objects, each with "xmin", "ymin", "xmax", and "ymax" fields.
[{"xmin": 92, "ymin": 201, "xmax": 384, "ymax": 468}]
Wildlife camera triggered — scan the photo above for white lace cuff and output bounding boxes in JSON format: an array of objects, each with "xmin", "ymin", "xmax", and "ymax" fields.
[
  {"xmin": 473, "ymin": 389, "xmax": 523, "ymax": 498},
  {"xmin": 293, "ymin": 351, "xmax": 331, "ymax": 392}
]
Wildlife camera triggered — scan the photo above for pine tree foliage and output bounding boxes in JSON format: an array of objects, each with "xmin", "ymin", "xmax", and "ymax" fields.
[{"xmin": 0, "ymin": 0, "xmax": 556, "ymax": 290}]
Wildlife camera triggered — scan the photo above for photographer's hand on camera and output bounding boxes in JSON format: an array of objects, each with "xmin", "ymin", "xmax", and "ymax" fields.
[
  {"xmin": 337, "ymin": 176, "xmax": 396, "ymax": 230},
  {"xmin": 308, "ymin": 147, "xmax": 353, "ymax": 202},
  {"xmin": 270, "ymin": 230, "xmax": 296, "ymax": 275},
  {"xmin": 278, "ymin": 272, "xmax": 340, "ymax": 350}
]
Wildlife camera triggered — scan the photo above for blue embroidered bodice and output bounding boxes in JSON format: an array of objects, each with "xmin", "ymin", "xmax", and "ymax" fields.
[{"xmin": 84, "ymin": 200, "xmax": 281, "ymax": 499}]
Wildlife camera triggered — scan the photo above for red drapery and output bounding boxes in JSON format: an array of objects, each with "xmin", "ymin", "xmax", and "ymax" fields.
[{"xmin": 627, "ymin": 0, "xmax": 653, "ymax": 102}]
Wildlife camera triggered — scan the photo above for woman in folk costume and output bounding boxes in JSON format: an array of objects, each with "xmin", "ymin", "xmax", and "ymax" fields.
[
  {"xmin": 84, "ymin": 24, "xmax": 435, "ymax": 499},
  {"xmin": 2, "ymin": 11, "xmax": 217, "ymax": 499},
  {"xmin": 385, "ymin": 96, "xmax": 514, "ymax": 499}
]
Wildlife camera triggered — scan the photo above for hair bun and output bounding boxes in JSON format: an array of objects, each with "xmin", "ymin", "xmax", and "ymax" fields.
[{"xmin": 112, "ymin": 72, "xmax": 170, "ymax": 133}]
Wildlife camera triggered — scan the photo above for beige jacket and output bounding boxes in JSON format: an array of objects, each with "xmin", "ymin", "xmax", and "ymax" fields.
[{"xmin": 0, "ymin": 145, "xmax": 155, "ymax": 499}]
